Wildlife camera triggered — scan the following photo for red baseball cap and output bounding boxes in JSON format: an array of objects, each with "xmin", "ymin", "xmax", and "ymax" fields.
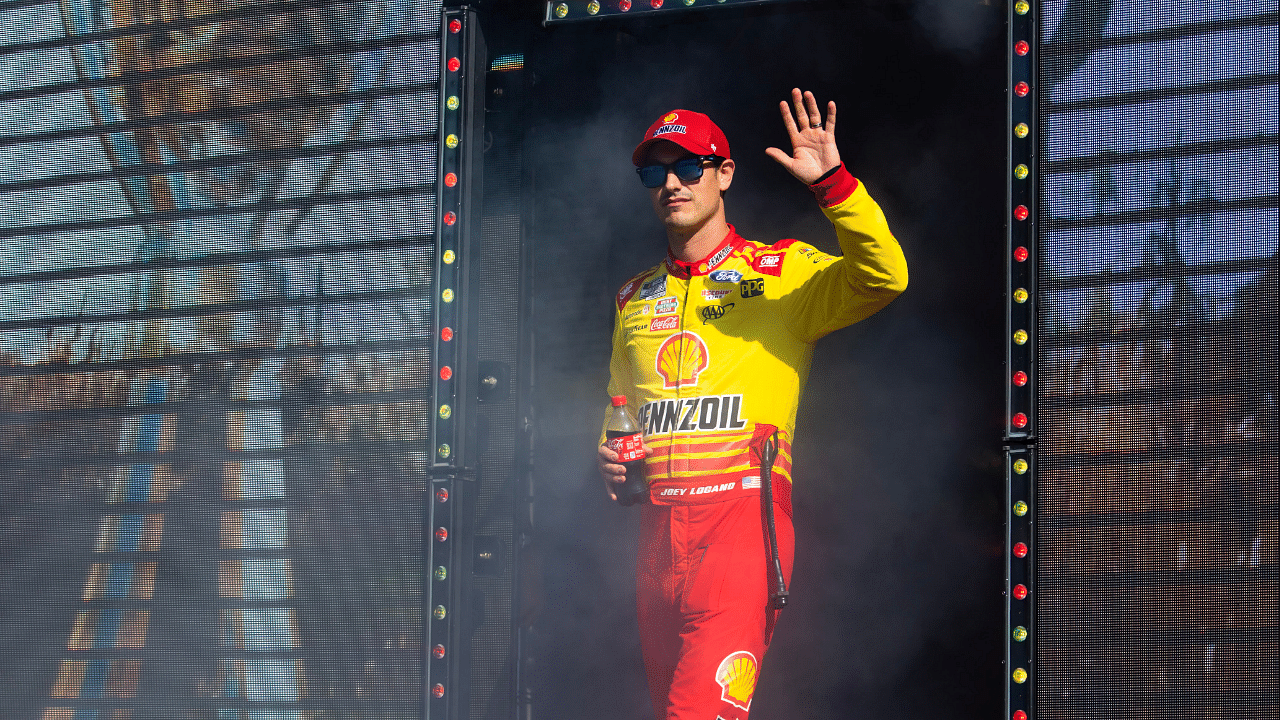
[{"xmin": 632, "ymin": 109, "xmax": 731, "ymax": 166}]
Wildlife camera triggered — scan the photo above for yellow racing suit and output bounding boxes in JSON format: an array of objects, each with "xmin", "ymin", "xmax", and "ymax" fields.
[
  {"xmin": 604, "ymin": 164, "xmax": 909, "ymax": 504},
  {"xmin": 604, "ymin": 164, "xmax": 907, "ymax": 719}
]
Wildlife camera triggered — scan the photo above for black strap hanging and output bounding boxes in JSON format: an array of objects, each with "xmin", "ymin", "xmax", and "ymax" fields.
[{"xmin": 760, "ymin": 431, "xmax": 789, "ymax": 610}]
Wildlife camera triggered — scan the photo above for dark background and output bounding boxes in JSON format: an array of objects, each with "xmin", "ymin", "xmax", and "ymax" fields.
[{"xmin": 498, "ymin": 1, "xmax": 1010, "ymax": 717}]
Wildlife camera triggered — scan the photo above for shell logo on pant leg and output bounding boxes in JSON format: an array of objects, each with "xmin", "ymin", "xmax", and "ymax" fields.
[
  {"xmin": 655, "ymin": 331, "xmax": 709, "ymax": 389},
  {"xmin": 715, "ymin": 650, "xmax": 758, "ymax": 711}
]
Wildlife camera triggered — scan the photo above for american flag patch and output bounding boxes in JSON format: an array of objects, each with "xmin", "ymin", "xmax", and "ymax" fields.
[{"xmin": 741, "ymin": 476, "xmax": 761, "ymax": 489}]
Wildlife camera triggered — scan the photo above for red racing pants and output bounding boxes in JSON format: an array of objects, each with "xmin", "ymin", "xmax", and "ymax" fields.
[{"xmin": 636, "ymin": 491, "xmax": 794, "ymax": 720}]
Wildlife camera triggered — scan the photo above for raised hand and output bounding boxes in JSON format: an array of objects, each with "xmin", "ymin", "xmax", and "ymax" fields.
[{"xmin": 765, "ymin": 88, "xmax": 841, "ymax": 185}]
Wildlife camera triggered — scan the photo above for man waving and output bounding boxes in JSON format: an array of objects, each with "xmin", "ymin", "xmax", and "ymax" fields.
[{"xmin": 598, "ymin": 89, "xmax": 909, "ymax": 719}]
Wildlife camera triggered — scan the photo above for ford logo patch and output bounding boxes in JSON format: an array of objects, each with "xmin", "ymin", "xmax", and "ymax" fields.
[{"xmin": 709, "ymin": 269, "xmax": 742, "ymax": 283}]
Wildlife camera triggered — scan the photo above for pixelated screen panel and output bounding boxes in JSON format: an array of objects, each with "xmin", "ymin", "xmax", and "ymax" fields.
[
  {"xmin": 0, "ymin": 1, "xmax": 442, "ymax": 717},
  {"xmin": 1034, "ymin": 3, "xmax": 1278, "ymax": 717}
]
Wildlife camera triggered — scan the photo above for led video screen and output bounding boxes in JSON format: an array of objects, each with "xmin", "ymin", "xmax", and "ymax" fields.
[
  {"xmin": 1034, "ymin": 2, "xmax": 1278, "ymax": 716},
  {"xmin": 0, "ymin": 1, "xmax": 443, "ymax": 717}
]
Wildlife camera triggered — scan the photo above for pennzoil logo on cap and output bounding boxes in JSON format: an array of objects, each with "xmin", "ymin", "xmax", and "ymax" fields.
[
  {"xmin": 655, "ymin": 331, "xmax": 709, "ymax": 389},
  {"xmin": 715, "ymin": 651, "xmax": 758, "ymax": 711},
  {"xmin": 653, "ymin": 120, "xmax": 689, "ymax": 138}
]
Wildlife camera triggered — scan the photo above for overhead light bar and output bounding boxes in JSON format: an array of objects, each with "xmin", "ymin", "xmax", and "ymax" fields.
[{"xmin": 545, "ymin": 0, "xmax": 812, "ymax": 24}]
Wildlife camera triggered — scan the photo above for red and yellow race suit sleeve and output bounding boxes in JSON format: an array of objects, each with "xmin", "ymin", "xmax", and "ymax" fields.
[{"xmin": 603, "ymin": 165, "xmax": 907, "ymax": 505}]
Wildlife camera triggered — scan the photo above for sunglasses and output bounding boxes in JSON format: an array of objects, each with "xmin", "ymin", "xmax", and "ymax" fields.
[{"xmin": 636, "ymin": 155, "xmax": 722, "ymax": 188}]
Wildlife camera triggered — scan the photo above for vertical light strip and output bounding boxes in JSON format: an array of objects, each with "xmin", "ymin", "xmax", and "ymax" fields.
[
  {"xmin": 1006, "ymin": 1, "xmax": 1035, "ymax": 719},
  {"xmin": 427, "ymin": 8, "xmax": 470, "ymax": 714},
  {"xmin": 434, "ymin": 12, "xmax": 465, "ymax": 470}
]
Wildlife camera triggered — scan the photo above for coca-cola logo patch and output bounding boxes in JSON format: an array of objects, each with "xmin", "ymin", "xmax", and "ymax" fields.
[{"xmin": 649, "ymin": 315, "xmax": 680, "ymax": 332}]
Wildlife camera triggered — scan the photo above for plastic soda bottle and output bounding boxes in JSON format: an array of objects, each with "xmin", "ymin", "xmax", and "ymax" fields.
[{"xmin": 605, "ymin": 395, "xmax": 648, "ymax": 506}]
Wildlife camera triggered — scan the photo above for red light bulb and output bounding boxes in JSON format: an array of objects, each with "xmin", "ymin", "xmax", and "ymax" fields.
[
  {"xmin": 443, "ymin": 212, "xmax": 457, "ymax": 226},
  {"xmin": 436, "ymin": 527, "xmax": 448, "ymax": 542},
  {"xmin": 448, "ymin": 57, "xmax": 460, "ymax": 72},
  {"xmin": 449, "ymin": 19, "xmax": 462, "ymax": 33},
  {"xmin": 1015, "ymin": 41, "xmax": 1029, "ymax": 56},
  {"xmin": 618, "ymin": 0, "xmax": 631, "ymax": 9},
  {"xmin": 1012, "ymin": 583, "xmax": 1028, "ymax": 599},
  {"xmin": 1014, "ymin": 246, "xmax": 1028, "ymax": 262},
  {"xmin": 1013, "ymin": 542, "xmax": 1028, "ymax": 558},
  {"xmin": 1014, "ymin": 204, "xmax": 1029, "ymax": 221},
  {"xmin": 432, "ymin": 684, "xmax": 445, "ymax": 699},
  {"xmin": 1013, "ymin": 712, "xmax": 1028, "ymax": 720},
  {"xmin": 433, "ymin": 644, "xmax": 447, "ymax": 659},
  {"xmin": 1012, "ymin": 413, "xmax": 1028, "ymax": 429},
  {"xmin": 650, "ymin": 0, "xmax": 662, "ymax": 6},
  {"xmin": 440, "ymin": 366, "xmax": 453, "ymax": 381},
  {"xmin": 436, "ymin": 488, "xmax": 449, "ymax": 503},
  {"xmin": 445, "ymin": 172, "xmax": 458, "ymax": 187},
  {"xmin": 1014, "ymin": 81, "xmax": 1029, "ymax": 97},
  {"xmin": 1012, "ymin": 371, "xmax": 1028, "ymax": 387},
  {"xmin": 441, "ymin": 327, "xmax": 454, "ymax": 342}
]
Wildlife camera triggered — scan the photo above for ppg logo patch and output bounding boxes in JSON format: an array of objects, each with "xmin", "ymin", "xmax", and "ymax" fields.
[{"xmin": 739, "ymin": 278, "xmax": 765, "ymax": 298}]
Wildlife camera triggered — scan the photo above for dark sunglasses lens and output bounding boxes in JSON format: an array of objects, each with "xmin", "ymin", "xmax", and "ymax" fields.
[
  {"xmin": 638, "ymin": 165, "xmax": 665, "ymax": 188},
  {"xmin": 674, "ymin": 158, "xmax": 705, "ymax": 182}
]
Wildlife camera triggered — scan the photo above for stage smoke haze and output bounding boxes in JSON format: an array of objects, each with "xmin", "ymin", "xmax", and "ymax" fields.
[
  {"xmin": 911, "ymin": 0, "xmax": 1002, "ymax": 54},
  {"xmin": 525, "ymin": 3, "xmax": 1005, "ymax": 717}
]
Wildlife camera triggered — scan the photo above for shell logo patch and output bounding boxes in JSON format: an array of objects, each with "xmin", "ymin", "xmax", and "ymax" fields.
[
  {"xmin": 655, "ymin": 331, "xmax": 709, "ymax": 389},
  {"xmin": 715, "ymin": 650, "xmax": 758, "ymax": 711},
  {"xmin": 662, "ymin": 112, "xmax": 679, "ymax": 124}
]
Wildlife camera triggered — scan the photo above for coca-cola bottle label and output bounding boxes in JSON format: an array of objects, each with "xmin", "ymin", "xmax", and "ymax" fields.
[{"xmin": 607, "ymin": 433, "xmax": 644, "ymax": 463}]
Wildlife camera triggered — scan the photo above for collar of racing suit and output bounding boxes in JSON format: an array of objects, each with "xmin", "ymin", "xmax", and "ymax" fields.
[{"xmin": 664, "ymin": 225, "xmax": 747, "ymax": 279}]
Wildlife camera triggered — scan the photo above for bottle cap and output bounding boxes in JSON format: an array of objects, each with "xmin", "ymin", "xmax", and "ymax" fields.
[{"xmin": 611, "ymin": 395, "xmax": 627, "ymax": 406}]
